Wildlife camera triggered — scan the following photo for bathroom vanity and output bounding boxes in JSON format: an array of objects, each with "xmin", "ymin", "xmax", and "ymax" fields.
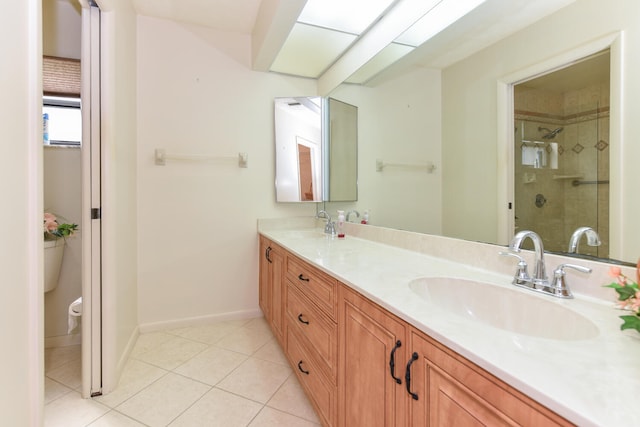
[{"xmin": 258, "ymin": 218, "xmax": 639, "ymax": 427}]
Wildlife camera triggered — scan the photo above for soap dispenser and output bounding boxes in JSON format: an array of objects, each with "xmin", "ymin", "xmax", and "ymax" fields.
[
  {"xmin": 337, "ymin": 210, "xmax": 345, "ymax": 238},
  {"xmin": 361, "ymin": 210, "xmax": 369, "ymax": 225}
]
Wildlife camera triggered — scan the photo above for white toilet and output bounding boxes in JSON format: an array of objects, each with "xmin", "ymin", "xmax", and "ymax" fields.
[
  {"xmin": 44, "ymin": 239, "xmax": 65, "ymax": 293},
  {"xmin": 68, "ymin": 297, "xmax": 82, "ymax": 334}
]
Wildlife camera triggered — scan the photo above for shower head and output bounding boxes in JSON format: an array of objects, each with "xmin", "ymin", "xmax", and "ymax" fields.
[{"xmin": 538, "ymin": 126, "xmax": 563, "ymax": 139}]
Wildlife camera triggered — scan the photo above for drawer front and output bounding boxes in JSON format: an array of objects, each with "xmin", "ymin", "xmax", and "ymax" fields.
[
  {"xmin": 287, "ymin": 328, "xmax": 336, "ymax": 427},
  {"xmin": 287, "ymin": 256, "xmax": 337, "ymax": 320},
  {"xmin": 287, "ymin": 284, "xmax": 338, "ymax": 383}
]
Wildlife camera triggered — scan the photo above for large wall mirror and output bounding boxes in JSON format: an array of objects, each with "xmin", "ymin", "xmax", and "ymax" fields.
[
  {"xmin": 316, "ymin": 3, "xmax": 639, "ymax": 266},
  {"xmin": 513, "ymin": 50, "xmax": 610, "ymax": 259},
  {"xmin": 275, "ymin": 97, "xmax": 357, "ymax": 203}
]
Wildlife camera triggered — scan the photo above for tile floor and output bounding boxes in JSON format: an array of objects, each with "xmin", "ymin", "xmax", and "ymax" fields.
[{"xmin": 44, "ymin": 317, "xmax": 321, "ymax": 427}]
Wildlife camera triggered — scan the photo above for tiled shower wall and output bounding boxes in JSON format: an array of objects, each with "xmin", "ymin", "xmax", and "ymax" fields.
[{"xmin": 514, "ymin": 82, "xmax": 609, "ymax": 257}]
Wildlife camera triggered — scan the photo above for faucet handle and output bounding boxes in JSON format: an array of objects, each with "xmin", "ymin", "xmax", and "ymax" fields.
[
  {"xmin": 499, "ymin": 251, "xmax": 531, "ymax": 285},
  {"xmin": 549, "ymin": 263, "xmax": 592, "ymax": 298}
]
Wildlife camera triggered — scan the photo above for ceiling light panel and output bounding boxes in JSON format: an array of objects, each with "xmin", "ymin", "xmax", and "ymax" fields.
[
  {"xmin": 395, "ymin": 0, "xmax": 486, "ymax": 46},
  {"xmin": 298, "ymin": 0, "xmax": 396, "ymax": 34},
  {"xmin": 270, "ymin": 23, "xmax": 357, "ymax": 78}
]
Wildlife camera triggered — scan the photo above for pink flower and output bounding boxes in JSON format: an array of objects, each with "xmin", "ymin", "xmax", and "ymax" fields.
[
  {"xmin": 43, "ymin": 212, "xmax": 59, "ymax": 233},
  {"xmin": 44, "ymin": 220, "xmax": 58, "ymax": 232},
  {"xmin": 608, "ymin": 266, "xmax": 622, "ymax": 277}
]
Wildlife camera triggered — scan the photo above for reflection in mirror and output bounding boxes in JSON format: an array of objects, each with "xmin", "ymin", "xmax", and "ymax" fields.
[
  {"xmin": 513, "ymin": 50, "xmax": 610, "ymax": 259},
  {"xmin": 275, "ymin": 97, "xmax": 358, "ymax": 202},
  {"xmin": 325, "ymin": 98, "xmax": 358, "ymax": 202},
  {"xmin": 274, "ymin": 97, "xmax": 323, "ymax": 202}
]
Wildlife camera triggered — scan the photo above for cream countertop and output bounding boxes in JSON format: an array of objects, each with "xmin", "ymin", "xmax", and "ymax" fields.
[{"xmin": 258, "ymin": 218, "xmax": 640, "ymax": 427}]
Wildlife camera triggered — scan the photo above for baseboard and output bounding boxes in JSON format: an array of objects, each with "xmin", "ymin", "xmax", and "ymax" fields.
[
  {"xmin": 138, "ymin": 308, "xmax": 263, "ymax": 334},
  {"xmin": 45, "ymin": 333, "xmax": 82, "ymax": 348}
]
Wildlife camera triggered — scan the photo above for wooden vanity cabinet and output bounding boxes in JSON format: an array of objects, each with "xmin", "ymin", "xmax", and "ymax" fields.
[
  {"xmin": 284, "ymin": 252, "xmax": 339, "ymax": 427},
  {"xmin": 408, "ymin": 330, "xmax": 573, "ymax": 426},
  {"xmin": 258, "ymin": 236, "xmax": 285, "ymax": 345},
  {"xmin": 338, "ymin": 286, "xmax": 409, "ymax": 427},
  {"xmin": 338, "ymin": 289, "xmax": 573, "ymax": 427},
  {"xmin": 258, "ymin": 237, "xmax": 573, "ymax": 427}
]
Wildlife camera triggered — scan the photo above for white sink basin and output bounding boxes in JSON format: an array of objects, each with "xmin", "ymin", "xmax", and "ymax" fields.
[{"xmin": 409, "ymin": 277, "xmax": 599, "ymax": 340}]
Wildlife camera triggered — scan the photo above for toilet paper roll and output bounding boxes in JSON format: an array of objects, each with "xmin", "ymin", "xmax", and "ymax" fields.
[{"xmin": 68, "ymin": 296, "xmax": 83, "ymax": 334}]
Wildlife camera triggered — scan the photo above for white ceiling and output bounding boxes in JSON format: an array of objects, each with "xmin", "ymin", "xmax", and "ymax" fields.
[{"xmin": 130, "ymin": 0, "xmax": 577, "ymax": 90}]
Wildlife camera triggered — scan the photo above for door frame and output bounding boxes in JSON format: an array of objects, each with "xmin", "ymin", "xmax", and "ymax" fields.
[{"xmin": 496, "ymin": 33, "xmax": 622, "ymax": 251}]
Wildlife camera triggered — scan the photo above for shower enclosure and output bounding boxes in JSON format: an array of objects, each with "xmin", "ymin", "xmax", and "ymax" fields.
[{"xmin": 513, "ymin": 51, "xmax": 610, "ymax": 258}]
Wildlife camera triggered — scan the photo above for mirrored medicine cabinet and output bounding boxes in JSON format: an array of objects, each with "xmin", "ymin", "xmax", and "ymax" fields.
[{"xmin": 274, "ymin": 97, "xmax": 357, "ymax": 203}]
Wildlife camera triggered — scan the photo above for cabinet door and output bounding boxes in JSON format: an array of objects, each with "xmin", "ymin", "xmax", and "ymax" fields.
[
  {"xmin": 410, "ymin": 330, "xmax": 571, "ymax": 427},
  {"xmin": 259, "ymin": 238, "xmax": 285, "ymax": 345},
  {"xmin": 258, "ymin": 237, "xmax": 271, "ymax": 319},
  {"xmin": 338, "ymin": 287, "xmax": 408, "ymax": 427},
  {"xmin": 268, "ymin": 245, "xmax": 285, "ymax": 344}
]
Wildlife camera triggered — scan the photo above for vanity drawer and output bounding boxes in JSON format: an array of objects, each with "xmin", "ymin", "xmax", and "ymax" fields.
[
  {"xmin": 287, "ymin": 256, "xmax": 337, "ymax": 320},
  {"xmin": 287, "ymin": 284, "xmax": 338, "ymax": 383},
  {"xmin": 287, "ymin": 327, "xmax": 336, "ymax": 427}
]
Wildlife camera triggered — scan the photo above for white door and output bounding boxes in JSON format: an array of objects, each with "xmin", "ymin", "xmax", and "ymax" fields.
[{"xmin": 80, "ymin": 2, "xmax": 102, "ymax": 398}]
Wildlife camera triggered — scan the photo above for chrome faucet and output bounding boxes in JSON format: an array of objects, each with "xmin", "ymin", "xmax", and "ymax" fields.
[
  {"xmin": 501, "ymin": 230, "xmax": 591, "ymax": 298},
  {"xmin": 568, "ymin": 226, "xmax": 601, "ymax": 253},
  {"xmin": 316, "ymin": 210, "xmax": 336, "ymax": 236},
  {"xmin": 508, "ymin": 230, "xmax": 548, "ymax": 286},
  {"xmin": 346, "ymin": 210, "xmax": 360, "ymax": 223}
]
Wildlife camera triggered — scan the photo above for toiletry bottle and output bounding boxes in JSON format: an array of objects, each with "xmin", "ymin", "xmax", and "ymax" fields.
[
  {"xmin": 337, "ymin": 210, "xmax": 345, "ymax": 238},
  {"xmin": 43, "ymin": 113, "xmax": 49, "ymax": 145},
  {"xmin": 361, "ymin": 210, "xmax": 369, "ymax": 225}
]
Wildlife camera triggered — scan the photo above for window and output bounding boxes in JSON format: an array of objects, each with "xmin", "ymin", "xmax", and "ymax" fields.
[{"xmin": 43, "ymin": 96, "xmax": 81, "ymax": 146}]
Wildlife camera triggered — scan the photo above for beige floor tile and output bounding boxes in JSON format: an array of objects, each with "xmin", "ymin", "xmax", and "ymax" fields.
[
  {"xmin": 44, "ymin": 391, "xmax": 110, "ymax": 427},
  {"xmin": 216, "ymin": 358, "xmax": 291, "ymax": 404},
  {"xmin": 215, "ymin": 324, "xmax": 274, "ymax": 355},
  {"xmin": 169, "ymin": 318, "xmax": 252, "ymax": 343},
  {"xmin": 45, "ymin": 345, "xmax": 81, "ymax": 373},
  {"xmin": 94, "ymin": 359, "xmax": 168, "ymax": 408},
  {"xmin": 130, "ymin": 331, "xmax": 177, "ymax": 358},
  {"xmin": 248, "ymin": 407, "xmax": 320, "ymax": 427},
  {"xmin": 116, "ymin": 373, "xmax": 210, "ymax": 427},
  {"xmin": 242, "ymin": 317, "xmax": 272, "ymax": 334},
  {"xmin": 267, "ymin": 375, "xmax": 320, "ymax": 423},
  {"xmin": 44, "ymin": 377, "xmax": 73, "ymax": 404},
  {"xmin": 174, "ymin": 346, "xmax": 248, "ymax": 386},
  {"xmin": 169, "ymin": 388, "xmax": 262, "ymax": 427},
  {"xmin": 252, "ymin": 338, "xmax": 289, "ymax": 366},
  {"xmin": 46, "ymin": 356, "xmax": 82, "ymax": 390},
  {"xmin": 133, "ymin": 335, "xmax": 208, "ymax": 370},
  {"xmin": 87, "ymin": 410, "xmax": 147, "ymax": 426}
]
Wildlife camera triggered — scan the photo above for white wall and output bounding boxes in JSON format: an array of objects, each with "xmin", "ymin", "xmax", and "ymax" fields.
[
  {"xmin": 43, "ymin": 0, "xmax": 81, "ymax": 59},
  {"xmin": 330, "ymin": 67, "xmax": 442, "ymax": 234},
  {"xmin": 442, "ymin": 0, "xmax": 640, "ymax": 261},
  {"xmin": 0, "ymin": 0, "xmax": 43, "ymax": 424},
  {"xmin": 136, "ymin": 16, "xmax": 318, "ymax": 327},
  {"xmin": 44, "ymin": 147, "xmax": 83, "ymax": 340}
]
